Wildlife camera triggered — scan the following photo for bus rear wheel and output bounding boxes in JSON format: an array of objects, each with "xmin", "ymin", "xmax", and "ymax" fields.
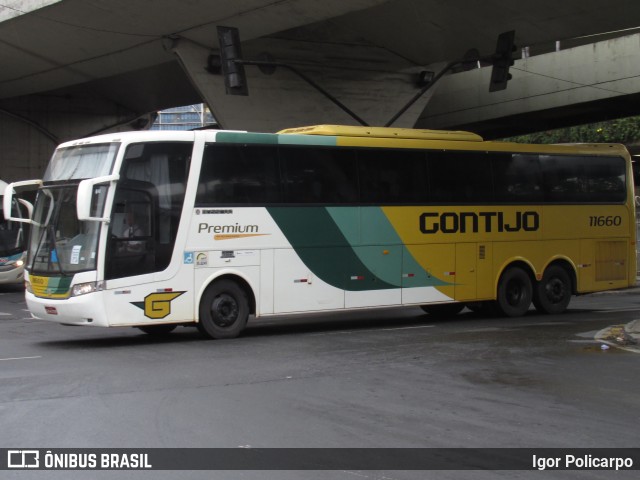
[
  {"xmin": 198, "ymin": 280, "xmax": 249, "ymax": 339},
  {"xmin": 533, "ymin": 265, "xmax": 572, "ymax": 314},
  {"xmin": 497, "ymin": 266, "xmax": 532, "ymax": 317}
]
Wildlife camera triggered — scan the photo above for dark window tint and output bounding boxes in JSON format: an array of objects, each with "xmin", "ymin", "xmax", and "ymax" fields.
[
  {"xmin": 192, "ymin": 143, "xmax": 627, "ymax": 206},
  {"xmin": 541, "ymin": 155, "xmax": 625, "ymax": 202},
  {"xmin": 492, "ymin": 154, "xmax": 543, "ymax": 202},
  {"xmin": 281, "ymin": 146, "xmax": 357, "ymax": 203},
  {"xmin": 584, "ymin": 156, "xmax": 626, "ymax": 202},
  {"xmin": 197, "ymin": 145, "xmax": 281, "ymax": 204},
  {"xmin": 429, "ymin": 151, "xmax": 493, "ymax": 203},
  {"xmin": 541, "ymin": 155, "xmax": 587, "ymax": 202},
  {"xmin": 358, "ymin": 149, "xmax": 428, "ymax": 204}
]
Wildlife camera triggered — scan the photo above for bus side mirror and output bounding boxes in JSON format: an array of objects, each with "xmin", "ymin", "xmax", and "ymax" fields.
[
  {"xmin": 2, "ymin": 179, "xmax": 42, "ymax": 223},
  {"xmin": 77, "ymin": 174, "xmax": 119, "ymax": 222}
]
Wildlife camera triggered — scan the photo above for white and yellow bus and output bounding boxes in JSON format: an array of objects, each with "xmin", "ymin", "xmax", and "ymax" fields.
[
  {"xmin": 4, "ymin": 125, "xmax": 636, "ymax": 337},
  {"xmin": 0, "ymin": 179, "xmax": 30, "ymax": 285}
]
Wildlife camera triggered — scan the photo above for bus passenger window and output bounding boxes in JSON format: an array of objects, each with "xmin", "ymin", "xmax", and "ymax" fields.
[
  {"xmin": 281, "ymin": 147, "xmax": 357, "ymax": 204},
  {"xmin": 584, "ymin": 156, "xmax": 626, "ymax": 202},
  {"xmin": 358, "ymin": 149, "xmax": 428, "ymax": 204},
  {"xmin": 492, "ymin": 154, "xmax": 543, "ymax": 203},
  {"xmin": 198, "ymin": 144, "xmax": 281, "ymax": 205},
  {"xmin": 541, "ymin": 156, "xmax": 588, "ymax": 202},
  {"xmin": 429, "ymin": 152, "xmax": 492, "ymax": 203}
]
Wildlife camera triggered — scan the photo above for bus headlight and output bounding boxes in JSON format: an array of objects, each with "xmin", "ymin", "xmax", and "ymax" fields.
[
  {"xmin": 25, "ymin": 280, "xmax": 33, "ymax": 293},
  {"xmin": 71, "ymin": 281, "xmax": 105, "ymax": 297},
  {"xmin": 15, "ymin": 259, "xmax": 24, "ymax": 267}
]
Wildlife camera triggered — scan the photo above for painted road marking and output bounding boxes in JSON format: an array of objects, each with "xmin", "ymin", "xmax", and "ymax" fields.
[
  {"xmin": 595, "ymin": 307, "xmax": 640, "ymax": 313},
  {"xmin": 0, "ymin": 356, "xmax": 42, "ymax": 361}
]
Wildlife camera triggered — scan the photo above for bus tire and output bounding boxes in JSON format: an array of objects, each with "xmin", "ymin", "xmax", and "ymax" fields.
[
  {"xmin": 497, "ymin": 266, "xmax": 532, "ymax": 317},
  {"xmin": 137, "ymin": 324, "xmax": 177, "ymax": 336},
  {"xmin": 198, "ymin": 280, "xmax": 249, "ymax": 339},
  {"xmin": 533, "ymin": 265, "xmax": 572, "ymax": 314},
  {"xmin": 420, "ymin": 303, "xmax": 464, "ymax": 317}
]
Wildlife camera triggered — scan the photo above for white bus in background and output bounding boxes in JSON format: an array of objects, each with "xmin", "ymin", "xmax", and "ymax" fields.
[{"xmin": 0, "ymin": 179, "xmax": 31, "ymax": 285}]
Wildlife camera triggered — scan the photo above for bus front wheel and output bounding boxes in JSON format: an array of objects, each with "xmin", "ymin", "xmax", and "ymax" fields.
[
  {"xmin": 533, "ymin": 265, "xmax": 572, "ymax": 314},
  {"xmin": 497, "ymin": 266, "xmax": 532, "ymax": 317},
  {"xmin": 198, "ymin": 280, "xmax": 249, "ymax": 339}
]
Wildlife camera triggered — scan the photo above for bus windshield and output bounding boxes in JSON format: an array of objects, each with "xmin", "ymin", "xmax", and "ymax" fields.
[
  {"xmin": 44, "ymin": 143, "xmax": 119, "ymax": 181},
  {"xmin": 28, "ymin": 185, "xmax": 105, "ymax": 274}
]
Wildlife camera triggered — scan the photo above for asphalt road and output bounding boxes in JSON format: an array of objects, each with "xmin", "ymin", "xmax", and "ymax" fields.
[{"xmin": 0, "ymin": 283, "xmax": 639, "ymax": 480}]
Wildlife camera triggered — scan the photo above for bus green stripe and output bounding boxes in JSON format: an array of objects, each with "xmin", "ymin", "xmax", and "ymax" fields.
[
  {"xmin": 215, "ymin": 132, "xmax": 278, "ymax": 144},
  {"xmin": 215, "ymin": 131, "xmax": 337, "ymax": 147},
  {"xmin": 267, "ymin": 207, "xmax": 449, "ymax": 291},
  {"xmin": 267, "ymin": 207, "xmax": 396, "ymax": 291},
  {"xmin": 278, "ymin": 134, "xmax": 336, "ymax": 146}
]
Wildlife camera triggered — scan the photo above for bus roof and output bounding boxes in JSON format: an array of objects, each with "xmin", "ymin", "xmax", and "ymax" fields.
[
  {"xmin": 53, "ymin": 126, "xmax": 630, "ymax": 159},
  {"xmin": 277, "ymin": 125, "xmax": 630, "ymax": 157},
  {"xmin": 278, "ymin": 125, "xmax": 484, "ymax": 142}
]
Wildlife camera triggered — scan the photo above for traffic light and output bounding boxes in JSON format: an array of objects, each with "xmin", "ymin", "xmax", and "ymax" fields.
[
  {"xmin": 489, "ymin": 30, "xmax": 516, "ymax": 92},
  {"xmin": 217, "ymin": 26, "xmax": 248, "ymax": 96}
]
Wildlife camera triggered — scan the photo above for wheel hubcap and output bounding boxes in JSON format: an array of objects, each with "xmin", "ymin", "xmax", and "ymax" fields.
[
  {"xmin": 545, "ymin": 277, "xmax": 565, "ymax": 304},
  {"xmin": 211, "ymin": 294, "xmax": 238, "ymax": 327},
  {"xmin": 506, "ymin": 280, "xmax": 523, "ymax": 306}
]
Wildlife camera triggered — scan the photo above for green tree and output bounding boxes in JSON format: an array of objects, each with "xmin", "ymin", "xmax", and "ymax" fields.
[{"xmin": 506, "ymin": 116, "xmax": 640, "ymax": 145}]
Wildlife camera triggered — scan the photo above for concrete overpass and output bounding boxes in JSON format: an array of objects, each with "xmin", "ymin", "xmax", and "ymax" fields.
[
  {"xmin": 2, "ymin": 0, "xmax": 640, "ymax": 179},
  {"xmin": 418, "ymin": 31, "xmax": 640, "ymax": 139}
]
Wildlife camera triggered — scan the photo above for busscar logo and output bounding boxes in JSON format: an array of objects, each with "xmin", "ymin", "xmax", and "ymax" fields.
[
  {"xmin": 8, "ymin": 450, "xmax": 39, "ymax": 468},
  {"xmin": 131, "ymin": 291, "xmax": 185, "ymax": 319}
]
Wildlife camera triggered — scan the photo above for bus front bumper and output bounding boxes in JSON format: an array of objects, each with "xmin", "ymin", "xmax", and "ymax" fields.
[{"xmin": 26, "ymin": 291, "xmax": 110, "ymax": 327}]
